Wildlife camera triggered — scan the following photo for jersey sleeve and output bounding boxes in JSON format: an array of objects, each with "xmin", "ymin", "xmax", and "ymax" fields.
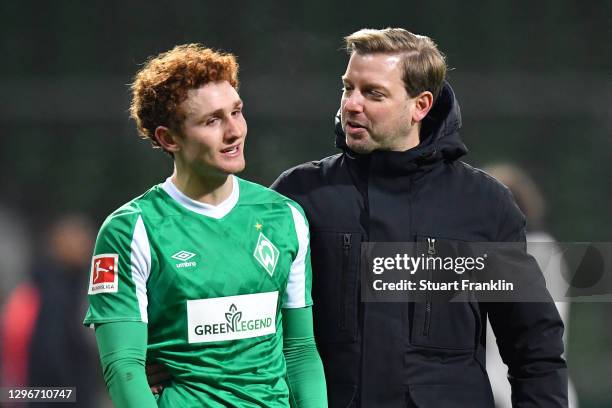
[
  {"xmin": 83, "ymin": 207, "xmax": 152, "ymax": 326},
  {"xmin": 282, "ymin": 307, "xmax": 328, "ymax": 407},
  {"xmin": 282, "ymin": 202, "xmax": 313, "ymax": 309},
  {"xmin": 95, "ymin": 322, "xmax": 157, "ymax": 407}
]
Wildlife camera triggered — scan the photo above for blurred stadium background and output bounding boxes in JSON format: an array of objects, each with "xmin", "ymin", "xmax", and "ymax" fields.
[{"xmin": 0, "ymin": 1, "xmax": 610, "ymax": 406}]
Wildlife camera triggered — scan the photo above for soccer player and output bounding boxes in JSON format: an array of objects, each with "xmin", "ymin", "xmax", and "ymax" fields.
[{"xmin": 83, "ymin": 44, "xmax": 327, "ymax": 407}]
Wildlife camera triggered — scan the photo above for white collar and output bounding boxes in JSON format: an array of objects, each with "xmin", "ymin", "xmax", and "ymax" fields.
[{"xmin": 161, "ymin": 175, "xmax": 239, "ymax": 219}]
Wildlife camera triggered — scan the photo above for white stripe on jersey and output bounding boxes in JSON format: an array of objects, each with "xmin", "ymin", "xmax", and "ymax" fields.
[
  {"xmin": 284, "ymin": 203, "xmax": 309, "ymax": 308},
  {"xmin": 131, "ymin": 215, "xmax": 151, "ymax": 322}
]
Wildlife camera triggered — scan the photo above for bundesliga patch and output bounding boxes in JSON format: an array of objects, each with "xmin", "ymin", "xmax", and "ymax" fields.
[{"xmin": 88, "ymin": 254, "xmax": 119, "ymax": 294}]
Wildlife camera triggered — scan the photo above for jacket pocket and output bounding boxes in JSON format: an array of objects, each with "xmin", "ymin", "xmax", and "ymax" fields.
[
  {"xmin": 410, "ymin": 235, "xmax": 479, "ymax": 350},
  {"xmin": 310, "ymin": 230, "xmax": 361, "ymax": 343}
]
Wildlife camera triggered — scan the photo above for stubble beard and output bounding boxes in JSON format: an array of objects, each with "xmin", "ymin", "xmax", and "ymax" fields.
[{"xmin": 345, "ymin": 134, "xmax": 378, "ymax": 154}]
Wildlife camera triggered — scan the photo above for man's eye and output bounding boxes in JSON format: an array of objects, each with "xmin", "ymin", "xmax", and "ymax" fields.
[
  {"xmin": 368, "ymin": 91, "xmax": 384, "ymax": 99},
  {"xmin": 232, "ymin": 109, "xmax": 243, "ymax": 116},
  {"xmin": 206, "ymin": 117, "xmax": 220, "ymax": 126},
  {"xmin": 342, "ymin": 85, "xmax": 353, "ymax": 92}
]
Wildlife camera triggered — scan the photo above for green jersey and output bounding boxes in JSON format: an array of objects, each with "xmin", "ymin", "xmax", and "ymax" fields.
[{"xmin": 84, "ymin": 176, "xmax": 313, "ymax": 407}]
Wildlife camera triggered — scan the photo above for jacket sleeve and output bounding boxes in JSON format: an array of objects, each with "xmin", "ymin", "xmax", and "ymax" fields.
[{"xmin": 484, "ymin": 190, "xmax": 568, "ymax": 407}]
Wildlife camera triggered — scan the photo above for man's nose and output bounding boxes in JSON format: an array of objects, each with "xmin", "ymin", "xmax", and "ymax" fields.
[
  {"xmin": 343, "ymin": 92, "xmax": 364, "ymax": 113},
  {"xmin": 225, "ymin": 116, "xmax": 244, "ymax": 140}
]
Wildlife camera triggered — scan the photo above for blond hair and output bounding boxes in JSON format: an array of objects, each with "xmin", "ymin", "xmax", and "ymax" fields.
[{"xmin": 345, "ymin": 28, "xmax": 446, "ymax": 100}]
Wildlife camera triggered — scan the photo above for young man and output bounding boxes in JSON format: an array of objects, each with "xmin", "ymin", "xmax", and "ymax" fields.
[
  {"xmin": 272, "ymin": 28, "xmax": 567, "ymax": 407},
  {"xmin": 84, "ymin": 44, "xmax": 327, "ymax": 407}
]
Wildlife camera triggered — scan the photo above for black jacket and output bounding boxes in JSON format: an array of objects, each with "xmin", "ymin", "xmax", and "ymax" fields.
[{"xmin": 271, "ymin": 82, "xmax": 567, "ymax": 408}]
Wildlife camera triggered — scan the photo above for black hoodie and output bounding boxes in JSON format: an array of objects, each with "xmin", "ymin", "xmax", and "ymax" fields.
[{"xmin": 272, "ymin": 82, "xmax": 567, "ymax": 408}]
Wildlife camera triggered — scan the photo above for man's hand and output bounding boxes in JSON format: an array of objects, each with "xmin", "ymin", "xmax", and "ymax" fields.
[{"xmin": 146, "ymin": 362, "xmax": 171, "ymax": 394}]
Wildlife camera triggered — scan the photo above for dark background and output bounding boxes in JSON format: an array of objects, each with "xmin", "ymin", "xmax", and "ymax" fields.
[{"xmin": 0, "ymin": 1, "xmax": 610, "ymax": 406}]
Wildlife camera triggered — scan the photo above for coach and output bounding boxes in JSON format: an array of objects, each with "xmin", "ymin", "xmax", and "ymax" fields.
[{"xmin": 272, "ymin": 28, "xmax": 567, "ymax": 407}]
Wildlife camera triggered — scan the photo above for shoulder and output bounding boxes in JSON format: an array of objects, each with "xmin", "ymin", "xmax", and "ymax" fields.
[
  {"xmin": 451, "ymin": 161, "xmax": 514, "ymax": 201},
  {"xmin": 238, "ymin": 177, "xmax": 307, "ymax": 217},
  {"xmin": 236, "ymin": 178, "xmax": 309, "ymax": 246},
  {"xmin": 238, "ymin": 177, "xmax": 294, "ymax": 205},
  {"xmin": 278, "ymin": 153, "xmax": 343, "ymax": 179},
  {"xmin": 271, "ymin": 153, "xmax": 343, "ymax": 196},
  {"xmin": 98, "ymin": 185, "xmax": 163, "ymax": 235},
  {"xmin": 452, "ymin": 162, "xmax": 525, "ymax": 239}
]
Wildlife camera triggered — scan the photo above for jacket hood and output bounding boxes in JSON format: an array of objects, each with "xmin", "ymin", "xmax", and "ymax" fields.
[{"xmin": 334, "ymin": 80, "xmax": 467, "ymax": 165}]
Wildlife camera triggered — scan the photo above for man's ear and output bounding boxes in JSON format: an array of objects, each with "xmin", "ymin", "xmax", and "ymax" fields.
[
  {"xmin": 412, "ymin": 91, "xmax": 434, "ymax": 124},
  {"xmin": 154, "ymin": 126, "xmax": 181, "ymax": 154}
]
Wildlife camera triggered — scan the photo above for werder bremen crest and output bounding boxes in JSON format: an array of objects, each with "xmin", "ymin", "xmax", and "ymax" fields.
[{"xmin": 253, "ymin": 232, "xmax": 280, "ymax": 276}]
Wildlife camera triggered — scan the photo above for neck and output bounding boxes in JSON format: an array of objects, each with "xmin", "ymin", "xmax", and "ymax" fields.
[
  {"xmin": 398, "ymin": 123, "xmax": 421, "ymax": 151},
  {"xmin": 401, "ymin": 133, "xmax": 420, "ymax": 151},
  {"xmin": 171, "ymin": 167, "xmax": 233, "ymax": 206}
]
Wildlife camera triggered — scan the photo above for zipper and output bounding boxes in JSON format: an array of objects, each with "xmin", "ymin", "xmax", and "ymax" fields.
[
  {"xmin": 339, "ymin": 233, "xmax": 351, "ymax": 330},
  {"xmin": 427, "ymin": 237, "xmax": 436, "ymax": 256},
  {"xmin": 423, "ymin": 237, "xmax": 436, "ymax": 336}
]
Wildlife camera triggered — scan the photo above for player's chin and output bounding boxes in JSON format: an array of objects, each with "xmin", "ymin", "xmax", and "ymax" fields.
[{"xmin": 219, "ymin": 156, "xmax": 246, "ymax": 174}]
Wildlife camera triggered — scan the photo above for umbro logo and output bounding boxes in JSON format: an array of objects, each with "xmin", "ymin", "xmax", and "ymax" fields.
[
  {"xmin": 171, "ymin": 250, "xmax": 197, "ymax": 268},
  {"xmin": 171, "ymin": 250, "xmax": 196, "ymax": 261}
]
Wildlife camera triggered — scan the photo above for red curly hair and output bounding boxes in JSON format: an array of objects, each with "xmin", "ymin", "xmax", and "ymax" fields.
[{"xmin": 129, "ymin": 44, "xmax": 239, "ymax": 151}]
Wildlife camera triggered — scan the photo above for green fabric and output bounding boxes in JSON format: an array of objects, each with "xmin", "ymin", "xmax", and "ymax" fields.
[
  {"xmin": 282, "ymin": 307, "xmax": 328, "ymax": 407},
  {"xmin": 84, "ymin": 177, "xmax": 314, "ymax": 406},
  {"xmin": 95, "ymin": 309, "xmax": 327, "ymax": 408},
  {"xmin": 95, "ymin": 322, "xmax": 157, "ymax": 408}
]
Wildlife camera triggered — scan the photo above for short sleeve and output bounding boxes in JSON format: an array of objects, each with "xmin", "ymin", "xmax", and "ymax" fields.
[
  {"xmin": 83, "ymin": 210, "xmax": 151, "ymax": 326},
  {"xmin": 282, "ymin": 202, "xmax": 313, "ymax": 308}
]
